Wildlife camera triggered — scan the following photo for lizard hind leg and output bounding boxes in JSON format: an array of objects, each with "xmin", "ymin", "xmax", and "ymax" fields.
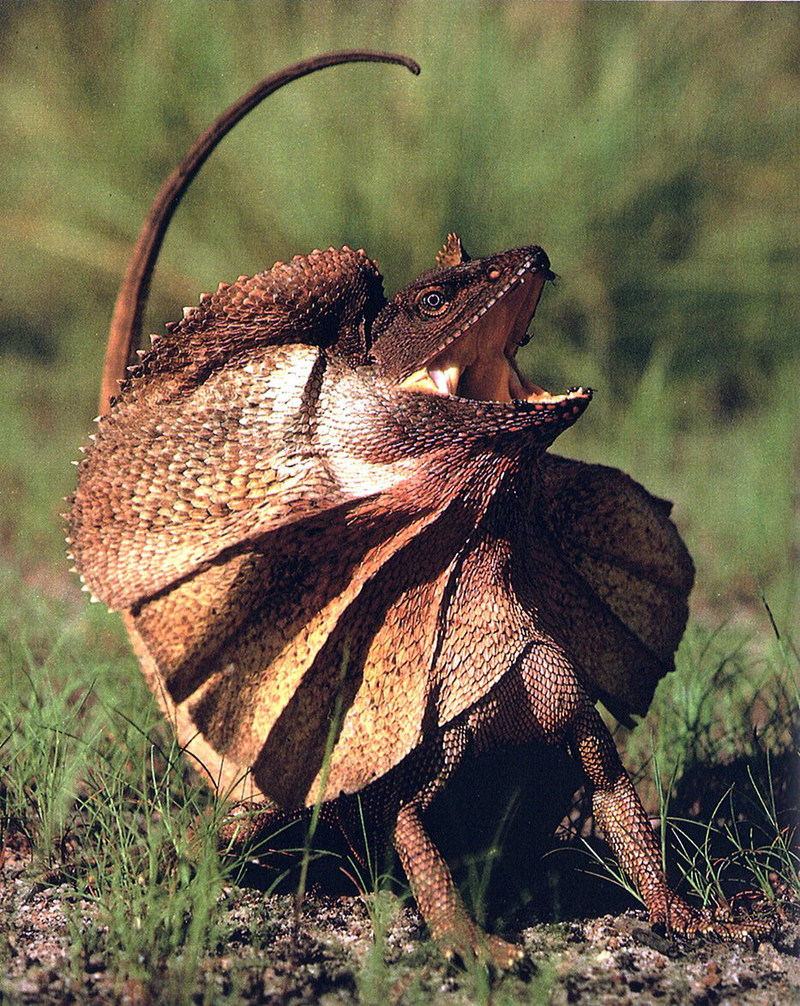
[{"xmin": 212, "ymin": 799, "xmax": 329, "ymax": 892}]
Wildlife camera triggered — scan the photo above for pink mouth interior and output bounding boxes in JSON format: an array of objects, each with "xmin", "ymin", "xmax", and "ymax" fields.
[{"xmin": 399, "ymin": 272, "xmax": 568, "ymax": 404}]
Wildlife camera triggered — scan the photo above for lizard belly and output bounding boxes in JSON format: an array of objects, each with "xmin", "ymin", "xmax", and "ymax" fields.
[{"xmin": 467, "ymin": 644, "xmax": 585, "ymax": 755}]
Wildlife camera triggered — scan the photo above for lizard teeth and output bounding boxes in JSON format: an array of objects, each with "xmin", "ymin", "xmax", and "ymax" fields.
[{"xmin": 428, "ymin": 367, "xmax": 460, "ymax": 396}]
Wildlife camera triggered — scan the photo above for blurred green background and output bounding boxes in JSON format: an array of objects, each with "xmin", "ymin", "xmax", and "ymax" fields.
[{"xmin": 0, "ymin": 0, "xmax": 797, "ymax": 626}]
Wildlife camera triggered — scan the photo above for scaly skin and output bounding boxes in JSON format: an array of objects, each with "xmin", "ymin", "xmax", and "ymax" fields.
[{"xmin": 67, "ymin": 56, "xmax": 770, "ymax": 966}]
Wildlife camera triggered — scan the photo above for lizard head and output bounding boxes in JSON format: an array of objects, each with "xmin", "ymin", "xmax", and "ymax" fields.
[{"xmin": 370, "ymin": 236, "xmax": 592, "ymax": 435}]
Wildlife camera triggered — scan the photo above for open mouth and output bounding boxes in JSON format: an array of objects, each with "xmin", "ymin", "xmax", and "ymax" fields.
[{"xmin": 399, "ymin": 265, "xmax": 588, "ymax": 408}]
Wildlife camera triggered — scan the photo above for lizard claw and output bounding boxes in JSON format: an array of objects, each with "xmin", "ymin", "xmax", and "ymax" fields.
[
  {"xmin": 439, "ymin": 923, "xmax": 527, "ymax": 973},
  {"xmin": 480, "ymin": 933, "xmax": 528, "ymax": 972},
  {"xmin": 651, "ymin": 896, "xmax": 775, "ymax": 941}
]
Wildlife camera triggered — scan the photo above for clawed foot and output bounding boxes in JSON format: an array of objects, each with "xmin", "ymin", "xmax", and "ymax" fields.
[
  {"xmin": 216, "ymin": 799, "xmax": 289, "ymax": 850},
  {"xmin": 652, "ymin": 895, "xmax": 775, "ymax": 941},
  {"xmin": 437, "ymin": 921, "xmax": 529, "ymax": 973}
]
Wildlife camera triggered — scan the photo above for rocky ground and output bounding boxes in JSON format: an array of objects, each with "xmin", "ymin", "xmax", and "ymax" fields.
[{"xmin": 2, "ymin": 839, "xmax": 798, "ymax": 1006}]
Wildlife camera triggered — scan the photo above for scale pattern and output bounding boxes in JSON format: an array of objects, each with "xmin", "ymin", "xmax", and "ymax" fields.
[{"xmin": 68, "ymin": 240, "xmax": 761, "ymax": 966}]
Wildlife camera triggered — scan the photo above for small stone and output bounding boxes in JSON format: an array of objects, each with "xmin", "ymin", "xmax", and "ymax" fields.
[
  {"xmin": 701, "ymin": 960, "xmax": 721, "ymax": 988},
  {"xmin": 738, "ymin": 970, "xmax": 758, "ymax": 989}
]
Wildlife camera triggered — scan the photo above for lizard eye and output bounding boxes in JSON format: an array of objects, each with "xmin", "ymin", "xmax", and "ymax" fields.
[{"xmin": 416, "ymin": 287, "xmax": 451, "ymax": 316}]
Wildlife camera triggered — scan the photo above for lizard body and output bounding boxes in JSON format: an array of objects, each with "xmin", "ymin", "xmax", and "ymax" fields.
[{"xmin": 67, "ymin": 55, "xmax": 764, "ymax": 966}]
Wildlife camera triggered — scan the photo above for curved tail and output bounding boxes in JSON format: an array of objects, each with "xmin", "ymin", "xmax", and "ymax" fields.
[{"xmin": 100, "ymin": 49, "xmax": 420, "ymax": 414}]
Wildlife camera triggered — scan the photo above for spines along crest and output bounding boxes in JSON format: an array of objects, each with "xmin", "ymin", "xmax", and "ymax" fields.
[{"xmin": 68, "ymin": 51, "xmax": 764, "ymax": 967}]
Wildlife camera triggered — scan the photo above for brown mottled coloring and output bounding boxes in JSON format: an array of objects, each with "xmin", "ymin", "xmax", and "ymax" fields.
[{"xmin": 67, "ymin": 54, "xmax": 768, "ymax": 968}]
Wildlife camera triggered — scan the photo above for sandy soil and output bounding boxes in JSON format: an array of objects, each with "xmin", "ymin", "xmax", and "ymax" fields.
[{"xmin": 2, "ymin": 838, "xmax": 798, "ymax": 1006}]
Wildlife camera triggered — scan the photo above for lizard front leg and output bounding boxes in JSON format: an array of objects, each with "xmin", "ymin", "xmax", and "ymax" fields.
[
  {"xmin": 394, "ymin": 801, "xmax": 523, "ymax": 968},
  {"xmin": 392, "ymin": 726, "xmax": 524, "ymax": 968},
  {"xmin": 570, "ymin": 699, "xmax": 765, "ymax": 937}
]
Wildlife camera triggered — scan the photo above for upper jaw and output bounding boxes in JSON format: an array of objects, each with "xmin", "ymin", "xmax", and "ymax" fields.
[{"xmin": 399, "ymin": 264, "xmax": 582, "ymax": 408}]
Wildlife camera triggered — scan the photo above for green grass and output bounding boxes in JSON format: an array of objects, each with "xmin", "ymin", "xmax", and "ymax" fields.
[
  {"xmin": 0, "ymin": 574, "xmax": 223, "ymax": 995},
  {"xmin": 0, "ymin": 2, "xmax": 797, "ymax": 1001},
  {"xmin": 2, "ymin": 575, "xmax": 795, "ymax": 1003},
  {"xmin": 582, "ymin": 615, "xmax": 798, "ymax": 922},
  {"xmin": 1, "ymin": 1, "xmax": 796, "ymax": 612}
]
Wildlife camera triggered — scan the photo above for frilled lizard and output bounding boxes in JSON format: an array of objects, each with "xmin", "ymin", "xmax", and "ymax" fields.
[{"xmin": 67, "ymin": 52, "xmax": 764, "ymax": 967}]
